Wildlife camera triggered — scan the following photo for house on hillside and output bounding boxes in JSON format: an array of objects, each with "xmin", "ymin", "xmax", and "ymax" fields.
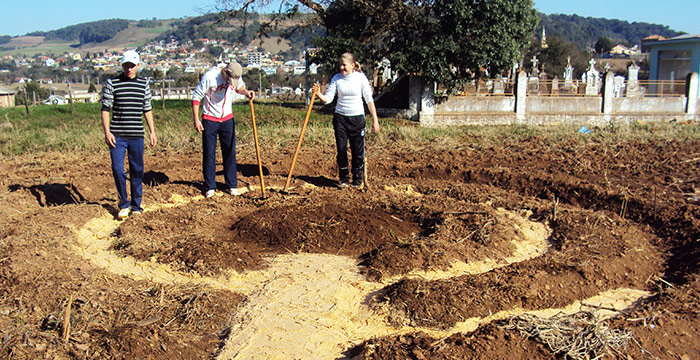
[
  {"xmin": 610, "ymin": 44, "xmax": 640, "ymax": 56},
  {"xmin": 0, "ymin": 86, "xmax": 16, "ymax": 108}
]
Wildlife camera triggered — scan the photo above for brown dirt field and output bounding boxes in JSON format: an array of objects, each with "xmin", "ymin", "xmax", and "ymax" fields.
[{"xmin": 2, "ymin": 134, "xmax": 700, "ymax": 359}]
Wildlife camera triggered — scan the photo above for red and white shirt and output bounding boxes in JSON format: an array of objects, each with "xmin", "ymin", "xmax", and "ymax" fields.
[{"xmin": 192, "ymin": 66, "xmax": 246, "ymax": 122}]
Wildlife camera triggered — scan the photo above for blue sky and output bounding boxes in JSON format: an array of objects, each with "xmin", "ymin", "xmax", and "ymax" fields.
[{"xmin": 1, "ymin": 0, "xmax": 697, "ymax": 37}]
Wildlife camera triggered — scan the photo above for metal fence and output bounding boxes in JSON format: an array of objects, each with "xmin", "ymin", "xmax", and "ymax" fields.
[
  {"xmin": 454, "ymin": 80, "xmax": 515, "ymax": 97},
  {"xmin": 450, "ymin": 79, "xmax": 688, "ymax": 98},
  {"xmin": 634, "ymin": 80, "xmax": 686, "ymax": 97}
]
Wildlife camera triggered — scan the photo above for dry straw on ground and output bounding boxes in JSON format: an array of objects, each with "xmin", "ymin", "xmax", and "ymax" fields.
[{"xmin": 502, "ymin": 311, "xmax": 632, "ymax": 360}]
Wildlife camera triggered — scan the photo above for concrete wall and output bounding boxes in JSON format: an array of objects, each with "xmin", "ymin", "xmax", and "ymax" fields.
[
  {"xmin": 614, "ymin": 97, "xmax": 686, "ymax": 114},
  {"xmin": 527, "ymin": 97, "xmax": 601, "ymax": 114},
  {"xmin": 416, "ymin": 71, "xmax": 700, "ymax": 126},
  {"xmin": 434, "ymin": 96, "xmax": 514, "ymax": 113}
]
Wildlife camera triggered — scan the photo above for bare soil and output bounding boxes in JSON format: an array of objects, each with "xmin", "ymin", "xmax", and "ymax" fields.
[{"xmin": 2, "ymin": 135, "xmax": 700, "ymax": 359}]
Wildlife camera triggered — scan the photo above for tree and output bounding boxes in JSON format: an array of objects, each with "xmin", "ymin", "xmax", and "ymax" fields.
[
  {"xmin": 594, "ymin": 36, "xmax": 614, "ymax": 55},
  {"xmin": 221, "ymin": 0, "xmax": 538, "ymax": 92},
  {"xmin": 523, "ymin": 36, "xmax": 590, "ymax": 79},
  {"xmin": 16, "ymin": 82, "xmax": 50, "ymax": 105}
]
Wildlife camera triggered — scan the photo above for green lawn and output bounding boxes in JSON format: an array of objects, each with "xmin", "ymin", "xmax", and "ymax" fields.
[{"xmin": 2, "ymin": 99, "xmax": 700, "ymax": 157}]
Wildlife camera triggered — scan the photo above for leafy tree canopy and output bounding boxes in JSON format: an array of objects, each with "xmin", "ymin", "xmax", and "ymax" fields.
[
  {"xmin": 594, "ymin": 36, "xmax": 614, "ymax": 54},
  {"xmin": 222, "ymin": 0, "xmax": 538, "ymax": 91}
]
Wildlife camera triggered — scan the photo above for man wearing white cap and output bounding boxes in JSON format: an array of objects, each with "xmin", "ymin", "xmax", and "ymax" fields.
[
  {"xmin": 101, "ymin": 49, "xmax": 157, "ymax": 219},
  {"xmin": 192, "ymin": 62, "xmax": 254, "ymax": 198}
]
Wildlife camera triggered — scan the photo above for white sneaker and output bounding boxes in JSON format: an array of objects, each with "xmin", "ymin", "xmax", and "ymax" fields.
[
  {"xmin": 117, "ymin": 208, "xmax": 131, "ymax": 220},
  {"xmin": 229, "ymin": 188, "xmax": 241, "ymax": 196},
  {"xmin": 205, "ymin": 189, "xmax": 216, "ymax": 198}
]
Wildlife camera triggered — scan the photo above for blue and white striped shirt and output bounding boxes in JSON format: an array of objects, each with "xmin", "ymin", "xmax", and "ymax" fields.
[{"xmin": 102, "ymin": 74, "xmax": 152, "ymax": 138}]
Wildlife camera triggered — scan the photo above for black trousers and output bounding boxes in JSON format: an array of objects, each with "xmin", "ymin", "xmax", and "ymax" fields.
[{"xmin": 332, "ymin": 113, "xmax": 365, "ymax": 184}]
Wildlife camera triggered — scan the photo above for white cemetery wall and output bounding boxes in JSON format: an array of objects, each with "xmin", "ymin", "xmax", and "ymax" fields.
[
  {"xmin": 527, "ymin": 97, "xmax": 602, "ymax": 114},
  {"xmin": 435, "ymin": 97, "xmax": 515, "ymax": 113},
  {"xmin": 614, "ymin": 97, "xmax": 687, "ymax": 114}
]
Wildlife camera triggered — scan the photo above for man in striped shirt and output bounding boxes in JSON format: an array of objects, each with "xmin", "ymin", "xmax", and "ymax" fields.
[{"xmin": 101, "ymin": 49, "xmax": 157, "ymax": 219}]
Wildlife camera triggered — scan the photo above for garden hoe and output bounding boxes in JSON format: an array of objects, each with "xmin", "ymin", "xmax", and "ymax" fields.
[
  {"xmin": 283, "ymin": 89, "xmax": 317, "ymax": 194},
  {"xmin": 249, "ymin": 99, "xmax": 266, "ymax": 198}
]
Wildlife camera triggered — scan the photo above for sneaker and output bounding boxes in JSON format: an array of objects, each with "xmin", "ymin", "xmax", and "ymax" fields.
[
  {"xmin": 338, "ymin": 182, "xmax": 349, "ymax": 188},
  {"xmin": 131, "ymin": 209, "xmax": 143, "ymax": 215},
  {"xmin": 352, "ymin": 182, "xmax": 363, "ymax": 189},
  {"xmin": 117, "ymin": 208, "xmax": 131, "ymax": 220},
  {"xmin": 229, "ymin": 188, "xmax": 241, "ymax": 196},
  {"xmin": 205, "ymin": 189, "xmax": 216, "ymax": 198}
]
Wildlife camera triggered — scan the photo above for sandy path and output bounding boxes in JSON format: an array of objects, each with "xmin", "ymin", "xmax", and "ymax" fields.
[{"xmin": 71, "ymin": 192, "xmax": 650, "ymax": 359}]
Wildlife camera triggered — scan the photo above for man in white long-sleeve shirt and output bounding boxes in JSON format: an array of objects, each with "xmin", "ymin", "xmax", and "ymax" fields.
[
  {"xmin": 192, "ymin": 62, "xmax": 254, "ymax": 198},
  {"xmin": 313, "ymin": 52, "xmax": 380, "ymax": 188}
]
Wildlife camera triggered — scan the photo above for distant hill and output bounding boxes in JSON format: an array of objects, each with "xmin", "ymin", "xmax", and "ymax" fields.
[
  {"xmin": 0, "ymin": 11, "xmax": 684, "ymax": 57},
  {"xmin": 155, "ymin": 12, "xmax": 323, "ymax": 57},
  {"xmin": 537, "ymin": 13, "xmax": 682, "ymax": 48},
  {"xmin": 27, "ymin": 19, "xmax": 131, "ymax": 45}
]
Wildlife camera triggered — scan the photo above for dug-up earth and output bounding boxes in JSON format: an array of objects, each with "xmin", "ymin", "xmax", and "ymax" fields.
[{"xmin": 1, "ymin": 135, "xmax": 700, "ymax": 359}]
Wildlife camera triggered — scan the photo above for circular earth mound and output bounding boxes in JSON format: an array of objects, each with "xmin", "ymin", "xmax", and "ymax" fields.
[{"xmin": 114, "ymin": 187, "xmax": 543, "ymax": 279}]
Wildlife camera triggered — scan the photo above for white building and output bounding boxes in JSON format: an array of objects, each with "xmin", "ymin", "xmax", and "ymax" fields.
[{"xmin": 248, "ymin": 52, "xmax": 262, "ymax": 67}]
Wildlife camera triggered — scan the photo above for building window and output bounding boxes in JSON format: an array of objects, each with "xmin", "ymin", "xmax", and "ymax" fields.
[{"xmin": 658, "ymin": 50, "xmax": 692, "ymax": 80}]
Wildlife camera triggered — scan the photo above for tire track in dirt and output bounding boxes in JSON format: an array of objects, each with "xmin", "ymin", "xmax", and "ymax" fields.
[{"xmin": 71, "ymin": 191, "xmax": 650, "ymax": 359}]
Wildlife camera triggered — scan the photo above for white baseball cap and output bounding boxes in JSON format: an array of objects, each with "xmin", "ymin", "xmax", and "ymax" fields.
[{"xmin": 122, "ymin": 50, "xmax": 140, "ymax": 65}]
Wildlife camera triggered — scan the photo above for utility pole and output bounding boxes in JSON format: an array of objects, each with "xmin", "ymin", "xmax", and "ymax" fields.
[
  {"xmin": 161, "ymin": 70, "xmax": 166, "ymax": 111},
  {"xmin": 68, "ymin": 82, "xmax": 75, "ymax": 115},
  {"xmin": 23, "ymin": 86, "xmax": 30, "ymax": 116},
  {"xmin": 304, "ymin": 48, "xmax": 316, "ymax": 105}
]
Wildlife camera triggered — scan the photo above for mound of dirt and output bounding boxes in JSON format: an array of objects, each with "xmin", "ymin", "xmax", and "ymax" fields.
[
  {"xmin": 381, "ymin": 200, "xmax": 664, "ymax": 329},
  {"xmin": 117, "ymin": 199, "xmax": 260, "ymax": 275},
  {"xmin": 230, "ymin": 193, "xmax": 420, "ymax": 254}
]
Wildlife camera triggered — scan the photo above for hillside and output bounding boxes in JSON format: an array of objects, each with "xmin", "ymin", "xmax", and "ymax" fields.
[
  {"xmin": 0, "ymin": 11, "xmax": 684, "ymax": 57},
  {"xmin": 537, "ymin": 13, "xmax": 682, "ymax": 48}
]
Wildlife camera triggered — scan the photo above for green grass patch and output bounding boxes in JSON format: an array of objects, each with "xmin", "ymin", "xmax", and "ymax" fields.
[{"xmin": 2, "ymin": 100, "xmax": 700, "ymax": 157}]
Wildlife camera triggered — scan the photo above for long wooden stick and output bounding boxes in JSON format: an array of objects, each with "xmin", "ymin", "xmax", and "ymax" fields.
[
  {"xmin": 63, "ymin": 294, "xmax": 74, "ymax": 344},
  {"xmin": 284, "ymin": 91, "xmax": 317, "ymax": 191},
  {"xmin": 249, "ymin": 99, "xmax": 265, "ymax": 198}
]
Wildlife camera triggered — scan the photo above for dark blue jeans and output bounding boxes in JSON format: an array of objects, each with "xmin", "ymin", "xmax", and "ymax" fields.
[
  {"xmin": 202, "ymin": 119, "xmax": 237, "ymax": 191},
  {"xmin": 109, "ymin": 137, "xmax": 144, "ymax": 211}
]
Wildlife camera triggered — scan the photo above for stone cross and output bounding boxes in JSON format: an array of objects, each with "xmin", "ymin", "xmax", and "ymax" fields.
[
  {"xmin": 582, "ymin": 58, "xmax": 601, "ymax": 96},
  {"xmin": 531, "ymin": 56, "xmax": 539, "ymax": 72}
]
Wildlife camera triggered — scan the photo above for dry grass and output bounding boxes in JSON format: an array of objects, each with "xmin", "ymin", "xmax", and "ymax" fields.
[
  {"xmin": 502, "ymin": 311, "xmax": 633, "ymax": 360},
  {"xmin": 2, "ymin": 99, "xmax": 700, "ymax": 158}
]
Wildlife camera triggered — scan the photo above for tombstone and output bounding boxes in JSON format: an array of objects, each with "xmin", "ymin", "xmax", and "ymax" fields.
[
  {"xmin": 512, "ymin": 62, "xmax": 520, "ymax": 82},
  {"xmin": 604, "ymin": 63, "xmax": 612, "ymax": 73},
  {"xmin": 563, "ymin": 57, "xmax": 574, "ymax": 86},
  {"xmin": 561, "ymin": 57, "xmax": 575, "ymax": 95},
  {"xmin": 530, "ymin": 56, "xmax": 539, "ymax": 77},
  {"xmin": 614, "ymin": 75, "xmax": 626, "ymax": 97},
  {"xmin": 528, "ymin": 76, "xmax": 540, "ymax": 94},
  {"xmin": 483, "ymin": 79, "xmax": 493, "ymax": 95},
  {"xmin": 380, "ymin": 58, "xmax": 392, "ymax": 84},
  {"xmin": 551, "ymin": 76, "xmax": 560, "ymax": 96},
  {"xmin": 626, "ymin": 62, "xmax": 641, "ymax": 98},
  {"xmin": 583, "ymin": 58, "xmax": 601, "ymax": 96},
  {"xmin": 493, "ymin": 77, "xmax": 505, "ymax": 95},
  {"xmin": 539, "ymin": 67, "xmax": 548, "ymax": 94}
]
